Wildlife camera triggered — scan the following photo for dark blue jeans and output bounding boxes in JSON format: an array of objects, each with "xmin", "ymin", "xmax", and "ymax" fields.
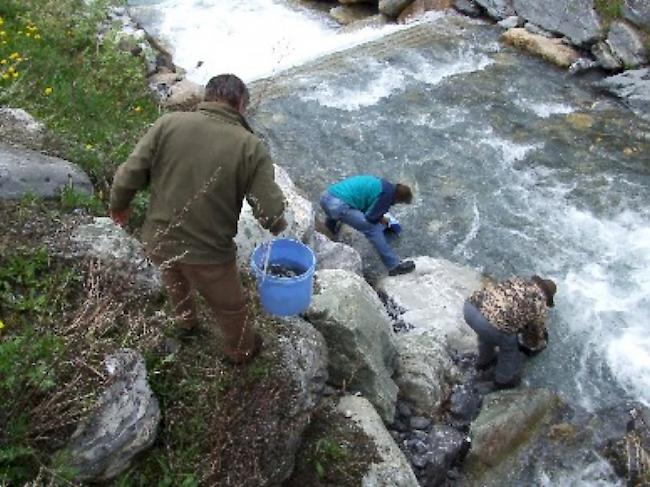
[
  {"xmin": 320, "ymin": 191, "xmax": 400, "ymax": 270},
  {"xmin": 463, "ymin": 301, "xmax": 525, "ymax": 385}
]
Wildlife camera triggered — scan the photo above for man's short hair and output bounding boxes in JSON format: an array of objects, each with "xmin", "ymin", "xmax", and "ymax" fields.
[
  {"xmin": 204, "ymin": 74, "xmax": 250, "ymax": 109},
  {"xmin": 395, "ymin": 184, "xmax": 413, "ymax": 204}
]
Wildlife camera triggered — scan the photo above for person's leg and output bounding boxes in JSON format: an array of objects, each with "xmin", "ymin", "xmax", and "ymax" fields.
[
  {"xmin": 319, "ymin": 192, "xmax": 344, "ymax": 236},
  {"xmin": 338, "ymin": 208, "xmax": 400, "ymax": 270},
  {"xmin": 182, "ymin": 260, "xmax": 257, "ymax": 363},
  {"xmin": 463, "ymin": 301, "xmax": 497, "ymax": 368},
  {"xmin": 494, "ymin": 335, "xmax": 525, "ymax": 388},
  {"xmin": 152, "ymin": 256, "xmax": 198, "ymax": 331}
]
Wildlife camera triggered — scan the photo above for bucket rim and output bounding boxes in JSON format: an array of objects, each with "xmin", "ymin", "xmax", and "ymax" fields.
[{"xmin": 250, "ymin": 238, "xmax": 316, "ymax": 281}]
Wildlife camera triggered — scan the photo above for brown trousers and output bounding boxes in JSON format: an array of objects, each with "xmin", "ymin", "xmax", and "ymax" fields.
[{"xmin": 152, "ymin": 256, "xmax": 254, "ymax": 361}]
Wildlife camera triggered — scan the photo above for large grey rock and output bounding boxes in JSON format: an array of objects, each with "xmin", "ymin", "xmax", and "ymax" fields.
[
  {"xmin": 475, "ymin": 0, "xmax": 515, "ymax": 20},
  {"xmin": 65, "ymin": 350, "xmax": 160, "ymax": 482},
  {"xmin": 624, "ymin": 0, "xmax": 650, "ymax": 31},
  {"xmin": 379, "ymin": 0, "xmax": 416, "ymax": 18},
  {"xmin": 70, "ymin": 217, "xmax": 162, "ymax": 293},
  {"xmin": 453, "ymin": 0, "xmax": 482, "ymax": 17},
  {"xmin": 260, "ymin": 317, "xmax": 329, "ymax": 484},
  {"xmin": 338, "ymin": 395, "xmax": 419, "ymax": 486},
  {"xmin": 0, "ymin": 107, "xmax": 46, "ymax": 150},
  {"xmin": 305, "ymin": 269, "xmax": 398, "ymax": 422},
  {"xmin": 502, "ymin": 27, "xmax": 582, "ymax": 68},
  {"xmin": 607, "ymin": 21, "xmax": 648, "ymax": 69},
  {"xmin": 312, "ymin": 231, "xmax": 363, "ymax": 275},
  {"xmin": 597, "ymin": 68, "xmax": 650, "ymax": 122},
  {"xmin": 209, "ymin": 317, "xmax": 329, "ymax": 486},
  {"xmin": 592, "ymin": 41, "xmax": 624, "ymax": 70},
  {"xmin": 394, "ymin": 332, "xmax": 458, "ymax": 414},
  {"xmin": 377, "ymin": 256, "xmax": 481, "ymax": 354},
  {"xmin": 463, "ymin": 389, "xmax": 560, "ymax": 476},
  {"xmin": 0, "ymin": 143, "xmax": 93, "ymax": 199},
  {"xmin": 512, "ymin": 0, "xmax": 602, "ymax": 46},
  {"xmin": 236, "ymin": 164, "xmax": 314, "ymax": 268}
]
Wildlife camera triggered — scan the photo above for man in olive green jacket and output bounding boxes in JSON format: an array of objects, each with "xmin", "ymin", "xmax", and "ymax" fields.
[{"xmin": 110, "ymin": 74, "xmax": 287, "ymax": 364}]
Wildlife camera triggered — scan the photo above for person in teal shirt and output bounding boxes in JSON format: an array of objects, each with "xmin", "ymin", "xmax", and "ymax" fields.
[{"xmin": 320, "ymin": 175, "xmax": 415, "ymax": 276}]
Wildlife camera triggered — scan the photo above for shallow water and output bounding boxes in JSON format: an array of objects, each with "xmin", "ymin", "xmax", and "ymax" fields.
[{"xmin": 131, "ymin": 0, "xmax": 650, "ymax": 440}]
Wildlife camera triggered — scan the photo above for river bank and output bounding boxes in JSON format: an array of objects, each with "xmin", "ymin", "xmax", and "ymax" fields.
[{"xmin": 1, "ymin": 0, "xmax": 650, "ymax": 485}]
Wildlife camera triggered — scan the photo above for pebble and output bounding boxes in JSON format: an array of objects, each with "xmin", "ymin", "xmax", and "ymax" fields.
[
  {"xmin": 410, "ymin": 416, "xmax": 432, "ymax": 430},
  {"xmin": 397, "ymin": 400, "xmax": 413, "ymax": 418}
]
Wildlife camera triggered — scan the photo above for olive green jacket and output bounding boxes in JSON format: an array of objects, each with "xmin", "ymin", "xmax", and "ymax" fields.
[{"xmin": 110, "ymin": 102, "xmax": 285, "ymax": 264}]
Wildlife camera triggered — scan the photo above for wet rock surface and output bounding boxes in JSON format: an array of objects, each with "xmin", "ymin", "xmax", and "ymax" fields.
[
  {"xmin": 606, "ymin": 20, "xmax": 648, "ymax": 69},
  {"xmin": 453, "ymin": 0, "xmax": 482, "ymax": 17},
  {"xmin": 597, "ymin": 68, "xmax": 650, "ymax": 122},
  {"xmin": 624, "ymin": 0, "xmax": 650, "ymax": 31},
  {"xmin": 474, "ymin": 0, "xmax": 515, "ymax": 21},
  {"xmin": 312, "ymin": 230, "xmax": 363, "ymax": 275}
]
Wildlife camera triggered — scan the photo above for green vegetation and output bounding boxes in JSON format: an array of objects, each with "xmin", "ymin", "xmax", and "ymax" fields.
[
  {"xmin": 594, "ymin": 0, "xmax": 624, "ymax": 25},
  {"xmin": 0, "ymin": 0, "xmax": 159, "ymax": 193}
]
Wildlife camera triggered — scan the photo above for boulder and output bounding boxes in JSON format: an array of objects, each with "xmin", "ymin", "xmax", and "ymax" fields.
[
  {"xmin": 498, "ymin": 15, "xmax": 522, "ymax": 29},
  {"xmin": 338, "ymin": 395, "xmax": 420, "ymax": 486},
  {"xmin": 208, "ymin": 317, "xmax": 329, "ymax": 486},
  {"xmin": 0, "ymin": 107, "xmax": 46, "ymax": 150},
  {"xmin": 305, "ymin": 269, "xmax": 398, "ymax": 422},
  {"xmin": 463, "ymin": 388, "xmax": 560, "ymax": 476},
  {"xmin": 597, "ymin": 68, "xmax": 650, "ymax": 122},
  {"xmin": 592, "ymin": 41, "xmax": 624, "ymax": 70},
  {"xmin": 161, "ymin": 78, "xmax": 203, "ymax": 110},
  {"xmin": 394, "ymin": 332, "xmax": 458, "ymax": 414},
  {"xmin": 64, "ymin": 350, "xmax": 160, "ymax": 482},
  {"xmin": 397, "ymin": 0, "xmax": 452, "ymax": 23},
  {"xmin": 330, "ymin": 4, "xmax": 376, "ymax": 25},
  {"xmin": 453, "ymin": 0, "xmax": 483, "ymax": 17},
  {"xmin": 148, "ymin": 71, "xmax": 184, "ymax": 104},
  {"xmin": 70, "ymin": 217, "xmax": 162, "ymax": 293},
  {"xmin": 624, "ymin": 0, "xmax": 650, "ymax": 31},
  {"xmin": 512, "ymin": 0, "xmax": 602, "ymax": 46},
  {"xmin": 474, "ymin": 0, "xmax": 515, "ymax": 20},
  {"xmin": 312, "ymin": 231, "xmax": 363, "ymax": 275},
  {"xmin": 379, "ymin": 0, "xmax": 416, "ymax": 18},
  {"xmin": 341, "ymin": 14, "xmax": 391, "ymax": 33},
  {"xmin": 0, "ymin": 143, "xmax": 93, "ymax": 200},
  {"xmin": 607, "ymin": 21, "xmax": 648, "ymax": 69},
  {"xmin": 377, "ymin": 256, "xmax": 481, "ymax": 354},
  {"xmin": 235, "ymin": 164, "xmax": 314, "ymax": 268},
  {"xmin": 502, "ymin": 27, "xmax": 582, "ymax": 68}
]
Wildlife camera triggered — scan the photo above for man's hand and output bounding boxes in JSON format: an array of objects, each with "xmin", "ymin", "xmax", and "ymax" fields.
[
  {"xmin": 110, "ymin": 208, "xmax": 131, "ymax": 227},
  {"xmin": 269, "ymin": 216, "xmax": 288, "ymax": 236}
]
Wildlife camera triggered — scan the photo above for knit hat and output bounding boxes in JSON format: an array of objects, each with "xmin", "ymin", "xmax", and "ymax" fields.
[{"xmin": 532, "ymin": 275, "xmax": 557, "ymax": 308}]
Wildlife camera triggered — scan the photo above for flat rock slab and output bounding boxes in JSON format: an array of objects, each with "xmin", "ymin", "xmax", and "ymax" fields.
[
  {"xmin": 377, "ymin": 256, "xmax": 481, "ymax": 354},
  {"xmin": 513, "ymin": 0, "xmax": 602, "ymax": 46},
  {"xmin": 624, "ymin": 0, "xmax": 650, "ymax": 31},
  {"xmin": 0, "ymin": 143, "xmax": 93, "ymax": 199},
  {"xmin": 502, "ymin": 27, "xmax": 581, "ymax": 67},
  {"xmin": 0, "ymin": 107, "xmax": 46, "ymax": 150}
]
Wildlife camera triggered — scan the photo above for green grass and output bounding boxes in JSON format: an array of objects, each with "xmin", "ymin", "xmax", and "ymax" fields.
[
  {"xmin": 0, "ymin": 0, "xmax": 160, "ymax": 195},
  {"xmin": 594, "ymin": 0, "xmax": 624, "ymax": 25}
]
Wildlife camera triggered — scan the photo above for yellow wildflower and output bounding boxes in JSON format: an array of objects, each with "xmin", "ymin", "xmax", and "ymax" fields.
[
  {"xmin": 0, "ymin": 318, "xmax": 5, "ymax": 330},
  {"xmin": 85, "ymin": 143, "xmax": 93, "ymax": 150},
  {"xmin": 34, "ymin": 34, "xmax": 41, "ymax": 40},
  {"xmin": 0, "ymin": 31, "xmax": 6, "ymax": 37},
  {"xmin": 134, "ymin": 105, "xmax": 142, "ymax": 113},
  {"xmin": 9, "ymin": 52, "xmax": 19, "ymax": 60},
  {"xmin": 11, "ymin": 71, "xmax": 18, "ymax": 78},
  {"xmin": 7, "ymin": 66, "xmax": 14, "ymax": 73},
  {"xmin": 2, "ymin": 73, "xmax": 9, "ymax": 80},
  {"xmin": 0, "ymin": 59, "xmax": 6, "ymax": 65},
  {"xmin": 0, "ymin": 17, "xmax": 4, "ymax": 27},
  {"xmin": 44, "ymin": 86, "xmax": 53, "ymax": 95}
]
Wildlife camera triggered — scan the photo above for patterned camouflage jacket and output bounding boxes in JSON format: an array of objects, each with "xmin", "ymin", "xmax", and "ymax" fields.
[{"xmin": 468, "ymin": 277, "xmax": 549, "ymax": 351}]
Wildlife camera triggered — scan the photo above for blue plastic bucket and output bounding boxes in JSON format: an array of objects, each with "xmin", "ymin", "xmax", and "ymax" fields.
[{"xmin": 250, "ymin": 238, "xmax": 316, "ymax": 316}]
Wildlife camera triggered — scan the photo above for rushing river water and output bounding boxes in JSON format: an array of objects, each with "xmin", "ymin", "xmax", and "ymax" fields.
[{"xmin": 129, "ymin": 0, "xmax": 650, "ymax": 475}]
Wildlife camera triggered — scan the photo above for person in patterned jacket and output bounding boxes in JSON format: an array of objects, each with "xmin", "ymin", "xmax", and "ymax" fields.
[{"xmin": 463, "ymin": 275, "xmax": 557, "ymax": 389}]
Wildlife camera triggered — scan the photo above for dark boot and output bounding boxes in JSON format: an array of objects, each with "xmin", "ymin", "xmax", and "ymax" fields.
[{"xmin": 389, "ymin": 260, "xmax": 416, "ymax": 276}]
